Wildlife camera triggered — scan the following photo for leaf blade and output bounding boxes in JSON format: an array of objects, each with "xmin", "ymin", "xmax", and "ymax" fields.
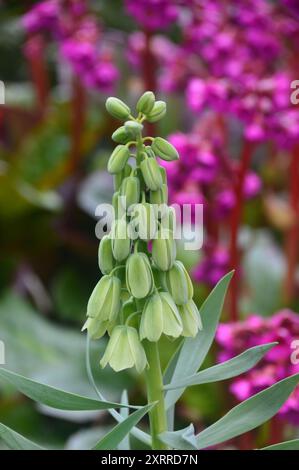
[
  {"xmin": 0, "ymin": 423, "xmax": 44, "ymax": 450},
  {"xmin": 164, "ymin": 271, "xmax": 234, "ymax": 410},
  {"xmin": 164, "ymin": 343, "xmax": 277, "ymax": 390},
  {"xmin": 0, "ymin": 367, "xmax": 130, "ymax": 411},
  {"xmin": 260, "ymin": 439, "xmax": 299, "ymax": 450},
  {"xmin": 93, "ymin": 403, "xmax": 155, "ymax": 450}
]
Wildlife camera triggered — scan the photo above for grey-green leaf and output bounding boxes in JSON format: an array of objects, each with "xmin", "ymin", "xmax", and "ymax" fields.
[
  {"xmin": 164, "ymin": 343, "xmax": 277, "ymax": 390},
  {"xmin": 260, "ymin": 439, "xmax": 299, "ymax": 450},
  {"xmin": 93, "ymin": 403, "xmax": 155, "ymax": 450},
  {"xmin": 0, "ymin": 423, "xmax": 44, "ymax": 450},
  {"xmin": 118, "ymin": 390, "xmax": 130, "ymax": 450},
  {"xmin": 164, "ymin": 271, "xmax": 234, "ymax": 410},
  {"xmin": 0, "ymin": 368, "xmax": 130, "ymax": 411},
  {"xmin": 159, "ymin": 425, "xmax": 198, "ymax": 451},
  {"xmin": 160, "ymin": 374, "xmax": 299, "ymax": 450}
]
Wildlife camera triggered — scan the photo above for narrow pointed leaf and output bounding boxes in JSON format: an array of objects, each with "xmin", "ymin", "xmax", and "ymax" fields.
[
  {"xmin": 118, "ymin": 390, "xmax": 130, "ymax": 450},
  {"xmin": 260, "ymin": 439, "xmax": 299, "ymax": 450},
  {"xmin": 164, "ymin": 343, "xmax": 277, "ymax": 390},
  {"xmin": 0, "ymin": 368, "xmax": 130, "ymax": 411},
  {"xmin": 93, "ymin": 403, "xmax": 155, "ymax": 450},
  {"xmin": 159, "ymin": 425, "xmax": 198, "ymax": 450},
  {"xmin": 195, "ymin": 373, "xmax": 299, "ymax": 450},
  {"xmin": 0, "ymin": 423, "xmax": 44, "ymax": 450},
  {"xmin": 164, "ymin": 271, "xmax": 233, "ymax": 410}
]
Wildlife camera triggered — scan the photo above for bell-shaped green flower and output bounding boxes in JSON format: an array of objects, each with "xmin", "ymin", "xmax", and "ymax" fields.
[
  {"xmin": 100, "ymin": 325, "xmax": 148, "ymax": 373},
  {"xmin": 86, "ymin": 275, "xmax": 121, "ymax": 322},
  {"xmin": 129, "ymin": 202, "xmax": 157, "ymax": 241},
  {"xmin": 126, "ymin": 252, "xmax": 154, "ymax": 299},
  {"xmin": 124, "ymin": 120, "xmax": 143, "ymax": 137},
  {"xmin": 98, "ymin": 235, "xmax": 115, "ymax": 274},
  {"xmin": 140, "ymin": 157, "xmax": 163, "ymax": 191},
  {"xmin": 163, "ymin": 260, "xmax": 193, "ymax": 305},
  {"xmin": 106, "ymin": 97, "xmax": 131, "ymax": 120},
  {"xmin": 152, "ymin": 229, "xmax": 176, "ymax": 271},
  {"xmin": 160, "ymin": 292, "xmax": 183, "ymax": 338},
  {"xmin": 120, "ymin": 176, "xmax": 140, "ymax": 210},
  {"xmin": 152, "ymin": 137, "xmax": 179, "ymax": 161},
  {"xmin": 140, "ymin": 293, "xmax": 163, "ymax": 342},
  {"xmin": 111, "ymin": 219, "xmax": 131, "ymax": 261},
  {"xmin": 82, "ymin": 317, "xmax": 112, "ymax": 340},
  {"xmin": 178, "ymin": 300, "xmax": 202, "ymax": 337},
  {"xmin": 146, "ymin": 100, "xmax": 166, "ymax": 123},
  {"xmin": 108, "ymin": 145, "xmax": 130, "ymax": 174},
  {"xmin": 136, "ymin": 91, "xmax": 155, "ymax": 114}
]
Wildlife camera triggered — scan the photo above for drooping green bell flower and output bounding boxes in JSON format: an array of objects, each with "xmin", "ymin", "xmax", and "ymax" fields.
[
  {"xmin": 100, "ymin": 325, "xmax": 148, "ymax": 373},
  {"xmin": 126, "ymin": 252, "xmax": 154, "ymax": 299},
  {"xmin": 98, "ymin": 235, "xmax": 115, "ymax": 275},
  {"xmin": 152, "ymin": 229, "xmax": 176, "ymax": 271},
  {"xmin": 86, "ymin": 275, "xmax": 121, "ymax": 322},
  {"xmin": 178, "ymin": 300, "xmax": 202, "ymax": 337},
  {"xmin": 111, "ymin": 218, "xmax": 131, "ymax": 261},
  {"xmin": 163, "ymin": 260, "xmax": 194, "ymax": 305}
]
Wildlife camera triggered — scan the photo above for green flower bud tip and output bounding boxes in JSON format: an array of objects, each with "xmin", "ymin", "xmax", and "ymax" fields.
[
  {"xmin": 86, "ymin": 275, "xmax": 121, "ymax": 322},
  {"xmin": 124, "ymin": 120, "xmax": 143, "ymax": 136},
  {"xmin": 163, "ymin": 260, "xmax": 193, "ymax": 305},
  {"xmin": 120, "ymin": 176, "xmax": 140, "ymax": 209},
  {"xmin": 82, "ymin": 317, "xmax": 110, "ymax": 340},
  {"xmin": 100, "ymin": 325, "xmax": 148, "ymax": 373},
  {"xmin": 140, "ymin": 157, "xmax": 163, "ymax": 191},
  {"xmin": 129, "ymin": 202, "xmax": 157, "ymax": 241},
  {"xmin": 108, "ymin": 145, "xmax": 130, "ymax": 174},
  {"xmin": 144, "ymin": 146, "xmax": 156, "ymax": 159},
  {"xmin": 106, "ymin": 97, "xmax": 131, "ymax": 120},
  {"xmin": 146, "ymin": 100, "xmax": 167, "ymax": 123},
  {"xmin": 126, "ymin": 252, "xmax": 154, "ymax": 299},
  {"xmin": 178, "ymin": 299, "xmax": 202, "ymax": 337},
  {"xmin": 152, "ymin": 137, "xmax": 179, "ymax": 162},
  {"xmin": 136, "ymin": 91, "xmax": 155, "ymax": 114},
  {"xmin": 111, "ymin": 219, "xmax": 131, "ymax": 261},
  {"xmin": 152, "ymin": 229, "xmax": 176, "ymax": 271},
  {"xmin": 112, "ymin": 126, "xmax": 134, "ymax": 144},
  {"xmin": 98, "ymin": 235, "xmax": 115, "ymax": 274}
]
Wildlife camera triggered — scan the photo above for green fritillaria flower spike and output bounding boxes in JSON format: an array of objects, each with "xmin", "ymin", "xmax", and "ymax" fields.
[{"xmin": 83, "ymin": 91, "xmax": 202, "ymax": 373}]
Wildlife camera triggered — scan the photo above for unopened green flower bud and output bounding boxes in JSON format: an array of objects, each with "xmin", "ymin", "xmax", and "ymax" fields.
[
  {"xmin": 113, "ymin": 163, "xmax": 132, "ymax": 191},
  {"xmin": 136, "ymin": 91, "xmax": 155, "ymax": 114},
  {"xmin": 140, "ymin": 293, "xmax": 163, "ymax": 342},
  {"xmin": 163, "ymin": 260, "xmax": 193, "ymax": 305},
  {"xmin": 140, "ymin": 157, "xmax": 163, "ymax": 191},
  {"xmin": 144, "ymin": 146, "xmax": 156, "ymax": 159},
  {"xmin": 86, "ymin": 275, "xmax": 121, "ymax": 322},
  {"xmin": 108, "ymin": 145, "xmax": 130, "ymax": 174},
  {"xmin": 112, "ymin": 126, "xmax": 134, "ymax": 144},
  {"xmin": 124, "ymin": 120, "xmax": 143, "ymax": 137},
  {"xmin": 152, "ymin": 137, "xmax": 179, "ymax": 161},
  {"xmin": 178, "ymin": 299, "xmax": 202, "ymax": 337},
  {"xmin": 100, "ymin": 325, "xmax": 147, "ymax": 373},
  {"xmin": 126, "ymin": 252, "xmax": 154, "ymax": 299},
  {"xmin": 160, "ymin": 206, "xmax": 176, "ymax": 232},
  {"xmin": 111, "ymin": 219, "xmax": 131, "ymax": 261},
  {"xmin": 146, "ymin": 100, "xmax": 166, "ymax": 123},
  {"xmin": 98, "ymin": 235, "xmax": 115, "ymax": 274},
  {"xmin": 120, "ymin": 176, "xmax": 140, "ymax": 209},
  {"xmin": 160, "ymin": 292, "xmax": 183, "ymax": 338},
  {"xmin": 149, "ymin": 184, "xmax": 168, "ymax": 205},
  {"xmin": 106, "ymin": 97, "xmax": 131, "ymax": 121},
  {"xmin": 152, "ymin": 229, "xmax": 176, "ymax": 271},
  {"xmin": 130, "ymin": 202, "xmax": 157, "ymax": 240}
]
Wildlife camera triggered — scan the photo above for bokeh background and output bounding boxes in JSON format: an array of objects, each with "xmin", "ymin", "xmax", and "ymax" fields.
[{"xmin": 0, "ymin": 0, "xmax": 299, "ymax": 449}]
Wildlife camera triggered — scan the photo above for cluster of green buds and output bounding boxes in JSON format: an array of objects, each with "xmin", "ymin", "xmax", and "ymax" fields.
[{"xmin": 83, "ymin": 92, "xmax": 202, "ymax": 373}]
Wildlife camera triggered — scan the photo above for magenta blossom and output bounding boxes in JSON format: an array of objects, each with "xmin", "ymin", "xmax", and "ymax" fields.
[{"xmin": 217, "ymin": 311, "xmax": 299, "ymax": 425}]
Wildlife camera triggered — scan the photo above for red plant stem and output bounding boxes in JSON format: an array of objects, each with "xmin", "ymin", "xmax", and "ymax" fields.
[
  {"xmin": 68, "ymin": 77, "xmax": 86, "ymax": 174},
  {"xmin": 284, "ymin": 144, "xmax": 299, "ymax": 304},
  {"xmin": 229, "ymin": 139, "xmax": 253, "ymax": 321},
  {"xmin": 26, "ymin": 34, "xmax": 49, "ymax": 118},
  {"xmin": 142, "ymin": 29, "xmax": 156, "ymax": 135}
]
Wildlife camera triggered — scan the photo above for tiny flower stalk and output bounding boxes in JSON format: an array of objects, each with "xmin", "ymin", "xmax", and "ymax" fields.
[{"xmin": 83, "ymin": 91, "xmax": 202, "ymax": 450}]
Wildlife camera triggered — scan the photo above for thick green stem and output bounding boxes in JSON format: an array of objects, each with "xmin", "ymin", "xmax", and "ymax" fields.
[{"xmin": 143, "ymin": 340, "xmax": 168, "ymax": 450}]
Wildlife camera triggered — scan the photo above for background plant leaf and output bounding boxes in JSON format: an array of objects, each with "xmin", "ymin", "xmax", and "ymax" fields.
[{"xmin": 0, "ymin": 422, "xmax": 44, "ymax": 450}]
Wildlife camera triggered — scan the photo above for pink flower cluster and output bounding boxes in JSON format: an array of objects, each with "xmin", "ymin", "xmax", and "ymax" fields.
[
  {"xmin": 217, "ymin": 311, "xmax": 299, "ymax": 424},
  {"xmin": 125, "ymin": 0, "xmax": 178, "ymax": 31},
  {"xmin": 159, "ymin": 125, "xmax": 261, "ymax": 286},
  {"xmin": 22, "ymin": 0, "xmax": 118, "ymax": 91}
]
